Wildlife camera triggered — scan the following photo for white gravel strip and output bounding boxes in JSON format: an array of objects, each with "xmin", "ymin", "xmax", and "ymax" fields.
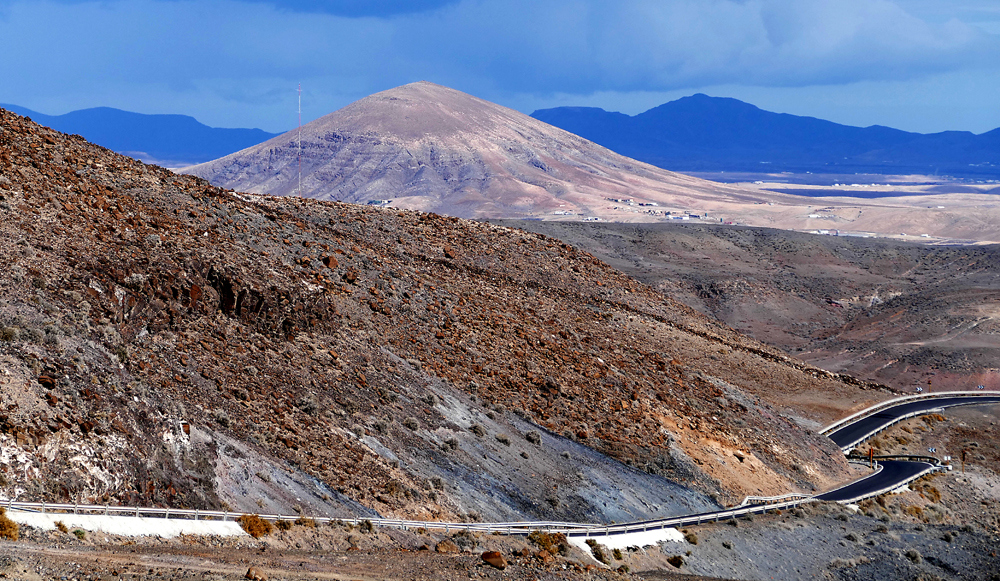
[
  {"xmin": 567, "ymin": 526, "xmax": 686, "ymax": 555},
  {"xmin": 7, "ymin": 510, "xmax": 248, "ymax": 538}
]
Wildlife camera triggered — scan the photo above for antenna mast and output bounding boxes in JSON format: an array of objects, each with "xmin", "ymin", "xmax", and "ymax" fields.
[{"xmin": 297, "ymin": 83, "xmax": 302, "ymax": 196}]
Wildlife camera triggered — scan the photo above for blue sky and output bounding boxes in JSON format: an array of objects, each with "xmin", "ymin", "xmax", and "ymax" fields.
[{"xmin": 1, "ymin": 0, "xmax": 998, "ymax": 134}]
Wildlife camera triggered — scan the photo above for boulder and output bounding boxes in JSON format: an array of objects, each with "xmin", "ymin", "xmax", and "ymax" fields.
[{"xmin": 481, "ymin": 551, "xmax": 507, "ymax": 569}]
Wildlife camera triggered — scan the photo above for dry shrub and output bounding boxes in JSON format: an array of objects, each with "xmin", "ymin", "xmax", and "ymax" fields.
[
  {"xmin": 585, "ymin": 539, "xmax": 609, "ymax": 565},
  {"xmin": 0, "ymin": 508, "xmax": 19, "ymax": 540},
  {"xmin": 528, "ymin": 530, "xmax": 568, "ymax": 555},
  {"xmin": 667, "ymin": 555, "xmax": 684, "ymax": 568},
  {"xmin": 55, "ymin": 520, "xmax": 69, "ymax": 533},
  {"xmin": 904, "ymin": 505, "xmax": 924, "ymax": 518},
  {"xmin": 294, "ymin": 516, "xmax": 317, "ymax": 528},
  {"xmin": 275, "ymin": 519, "xmax": 293, "ymax": 531},
  {"xmin": 237, "ymin": 514, "xmax": 274, "ymax": 538},
  {"xmin": 913, "ymin": 482, "xmax": 942, "ymax": 503}
]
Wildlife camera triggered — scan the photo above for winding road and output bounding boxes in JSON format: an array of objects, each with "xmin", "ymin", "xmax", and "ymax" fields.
[
  {"xmin": 825, "ymin": 393, "xmax": 1000, "ymax": 452},
  {"xmin": 4, "ymin": 392, "xmax": 998, "ymax": 539}
]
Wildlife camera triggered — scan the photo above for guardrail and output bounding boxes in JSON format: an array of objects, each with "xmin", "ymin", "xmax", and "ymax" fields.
[
  {"xmin": 1, "ymin": 395, "xmax": 980, "ymax": 540},
  {"xmin": 0, "ymin": 461, "xmax": 947, "ymax": 538},
  {"xmin": 736, "ymin": 493, "xmax": 812, "ymax": 508},
  {"xmin": 820, "ymin": 391, "xmax": 1000, "ymax": 435}
]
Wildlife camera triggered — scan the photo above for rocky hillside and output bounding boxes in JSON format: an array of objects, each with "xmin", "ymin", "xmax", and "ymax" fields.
[
  {"xmin": 182, "ymin": 82, "xmax": 762, "ymax": 219},
  {"xmin": 0, "ymin": 107, "xmax": 863, "ymax": 524},
  {"xmin": 497, "ymin": 220, "xmax": 1000, "ymax": 394}
]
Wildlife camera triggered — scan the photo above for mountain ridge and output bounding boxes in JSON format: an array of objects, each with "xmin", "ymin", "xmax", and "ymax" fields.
[
  {"xmin": 531, "ymin": 94, "xmax": 1000, "ymax": 177},
  {"xmin": 0, "ymin": 103, "xmax": 279, "ymax": 167}
]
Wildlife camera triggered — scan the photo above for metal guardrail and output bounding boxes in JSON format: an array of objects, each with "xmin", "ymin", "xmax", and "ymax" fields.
[
  {"xmin": 0, "ymin": 395, "xmax": 977, "ymax": 539},
  {"xmin": 736, "ymin": 493, "xmax": 811, "ymax": 508},
  {"xmin": 820, "ymin": 391, "xmax": 1000, "ymax": 435}
]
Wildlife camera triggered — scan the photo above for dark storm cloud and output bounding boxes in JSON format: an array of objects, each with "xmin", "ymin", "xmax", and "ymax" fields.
[{"xmin": 0, "ymin": 0, "xmax": 997, "ymax": 132}]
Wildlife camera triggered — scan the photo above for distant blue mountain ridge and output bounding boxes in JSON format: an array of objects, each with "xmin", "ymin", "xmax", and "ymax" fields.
[
  {"xmin": 0, "ymin": 104, "xmax": 280, "ymax": 167},
  {"xmin": 531, "ymin": 94, "xmax": 1000, "ymax": 179}
]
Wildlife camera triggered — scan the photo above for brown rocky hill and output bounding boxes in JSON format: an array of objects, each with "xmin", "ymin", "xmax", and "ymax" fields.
[
  {"xmin": 498, "ymin": 220, "xmax": 1000, "ymax": 393},
  {"xmin": 182, "ymin": 82, "xmax": 764, "ymax": 218},
  {"xmin": 1, "ymin": 107, "xmax": 869, "ymax": 524}
]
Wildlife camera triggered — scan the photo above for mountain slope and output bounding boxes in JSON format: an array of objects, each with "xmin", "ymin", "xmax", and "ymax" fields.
[
  {"xmin": 497, "ymin": 220, "xmax": 1000, "ymax": 394},
  {"xmin": 183, "ymin": 82, "xmax": 766, "ymax": 218},
  {"xmin": 0, "ymin": 106, "xmax": 866, "ymax": 522},
  {"xmin": 0, "ymin": 104, "xmax": 278, "ymax": 167},
  {"xmin": 532, "ymin": 94, "xmax": 1000, "ymax": 177}
]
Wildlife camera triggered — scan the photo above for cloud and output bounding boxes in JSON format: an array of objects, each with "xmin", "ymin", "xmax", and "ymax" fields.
[
  {"xmin": 0, "ymin": 0, "xmax": 460, "ymax": 17},
  {"xmin": 397, "ymin": 0, "xmax": 998, "ymax": 93},
  {"xmin": 0, "ymin": 0, "xmax": 996, "ymax": 131}
]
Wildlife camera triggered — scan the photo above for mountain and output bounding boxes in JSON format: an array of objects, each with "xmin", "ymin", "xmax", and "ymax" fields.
[
  {"xmin": 499, "ymin": 219, "xmax": 1000, "ymax": 392},
  {"xmin": 183, "ymin": 82, "xmax": 766, "ymax": 218},
  {"xmin": 0, "ymin": 104, "xmax": 278, "ymax": 167},
  {"xmin": 532, "ymin": 94, "xmax": 1000, "ymax": 177},
  {"xmin": 0, "ymin": 102, "xmax": 865, "ymax": 525}
]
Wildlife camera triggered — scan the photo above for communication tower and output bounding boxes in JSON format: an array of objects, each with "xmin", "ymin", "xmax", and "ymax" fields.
[{"xmin": 297, "ymin": 83, "xmax": 302, "ymax": 196}]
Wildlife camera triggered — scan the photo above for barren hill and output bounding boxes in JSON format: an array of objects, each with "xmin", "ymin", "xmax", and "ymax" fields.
[
  {"xmin": 182, "ymin": 82, "xmax": 763, "ymax": 218},
  {"xmin": 499, "ymin": 220, "xmax": 1000, "ymax": 393},
  {"xmin": 0, "ymin": 107, "xmax": 874, "ymax": 525},
  {"xmin": 184, "ymin": 82, "xmax": 1000, "ymax": 243}
]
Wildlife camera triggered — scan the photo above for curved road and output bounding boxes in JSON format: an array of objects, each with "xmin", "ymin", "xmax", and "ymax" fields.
[
  {"xmin": 3, "ymin": 393, "xmax": 994, "ymax": 539},
  {"xmin": 814, "ymin": 460, "xmax": 935, "ymax": 503},
  {"xmin": 827, "ymin": 395, "xmax": 1000, "ymax": 451}
]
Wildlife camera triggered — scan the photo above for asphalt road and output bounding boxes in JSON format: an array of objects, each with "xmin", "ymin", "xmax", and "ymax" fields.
[
  {"xmin": 827, "ymin": 395, "xmax": 1000, "ymax": 451},
  {"xmin": 814, "ymin": 460, "xmax": 933, "ymax": 503}
]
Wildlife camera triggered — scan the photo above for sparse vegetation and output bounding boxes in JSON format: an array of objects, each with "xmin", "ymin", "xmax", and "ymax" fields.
[
  {"xmin": 0, "ymin": 327, "xmax": 18, "ymax": 342},
  {"xmin": 275, "ymin": 519, "xmax": 293, "ymax": 531},
  {"xmin": 295, "ymin": 516, "xmax": 317, "ymax": 528},
  {"xmin": 55, "ymin": 520, "xmax": 68, "ymax": 533},
  {"xmin": 528, "ymin": 531, "xmax": 568, "ymax": 556},
  {"xmin": 585, "ymin": 539, "xmax": 609, "ymax": 565},
  {"xmin": 0, "ymin": 508, "xmax": 18, "ymax": 540},
  {"xmin": 403, "ymin": 417, "xmax": 419, "ymax": 431},
  {"xmin": 684, "ymin": 531, "xmax": 699, "ymax": 545},
  {"xmin": 237, "ymin": 514, "xmax": 274, "ymax": 538},
  {"xmin": 525, "ymin": 430, "xmax": 541, "ymax": 445},
  {"xmin": 72, "ymin": 529, "xmax": 86, "ymax": 540},
  {"xmin": 667, "ymin": 555, "xmax": 684, "ymax": 568},
  {"xmin": 469, "ymin": 423, "xmax": 485, "ymax": 437},
  {"xmin": 495, "ymin": 433, "xmax": 511, "ymax": 445},
  {"xmin": 359, "ymin": 520, "xmax": 375, "ymax": 534}
]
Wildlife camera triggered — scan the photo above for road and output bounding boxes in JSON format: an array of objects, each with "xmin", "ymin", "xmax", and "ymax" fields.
[
  {"xmin": 2, "ymin": 393, "xmax": 992, "ymax": 539},
  {"xmin": 826, "ymin": 395, "xmax": 1000, "ymax": 451},
  {"xmin": 814, "ymin": 460, "xmax": 935, "ymax": 503}
]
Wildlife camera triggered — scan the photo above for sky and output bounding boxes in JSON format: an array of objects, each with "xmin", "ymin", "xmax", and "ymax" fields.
[{"xmin": 1, "ymin": 0, "xmax": 999, "ymax": 134}]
